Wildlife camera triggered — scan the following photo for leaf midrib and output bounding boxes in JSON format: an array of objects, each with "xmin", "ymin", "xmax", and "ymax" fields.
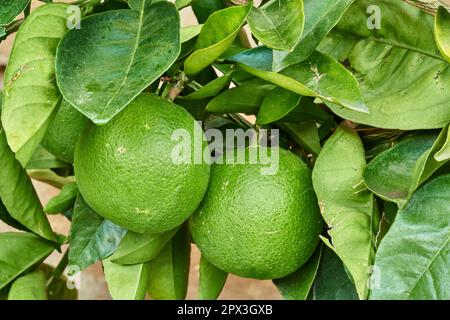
[
  {"xmin": 334, "ymin": 30, "xmax": 446, "ymax": 62},
  {"xmin": 103, "ymin": 7, "xmax": 145, "ymax": 114},
  {"xmin": 405, "ymin": 235, "xmax": 450, "ymax": 299},
  {"xmin": 256, "ymin": 7, "xmax": 289, "ymax": 48}
]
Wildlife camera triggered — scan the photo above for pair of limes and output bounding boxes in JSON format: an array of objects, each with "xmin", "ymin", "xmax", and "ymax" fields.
[{"xmin": 45, "ymin": 93, "xmax": 322, "ymax": 279}]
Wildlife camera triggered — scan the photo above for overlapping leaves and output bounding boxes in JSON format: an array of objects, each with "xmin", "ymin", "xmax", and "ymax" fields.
[
  {"xmin": 312, "ymin": 123, "xmax": 377, "ymax": 299},
  {"xmin": 319, "ymin": 0, "xmax": 450, "ymax": 129},
  {"xmin": 370, "ymin": 174, "xmax": 450, "ymax": 299},
  {"xmin": 2, "ymin": 4, "xmax": 70, "ymax": 166}
]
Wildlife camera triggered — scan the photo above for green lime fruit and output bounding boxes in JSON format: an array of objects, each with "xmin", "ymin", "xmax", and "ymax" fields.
[
  {"xmin": 74, "ymin": 93, "xmax": 211, "ymax": 233},
  {"xmin": 42, "ymin": 100, "xmax": 88, "ymax": 163},
  {"xmin": 190, "ymin": 147, "xmax": 323, "ymax": 280}
]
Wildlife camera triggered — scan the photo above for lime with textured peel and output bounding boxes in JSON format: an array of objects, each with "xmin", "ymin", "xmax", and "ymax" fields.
[
  {"xmin": 42, "ymin": 99, "xmax": 88, "ymax": 163},
  {"xmin": 190, "ymin": 147, "xmax": 323, "ymax": 280},
  {"xmin": 74, "ymin": 93, "xmax": 210, "ymax": 233}
]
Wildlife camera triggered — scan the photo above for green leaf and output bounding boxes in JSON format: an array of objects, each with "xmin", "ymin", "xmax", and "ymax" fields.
[
  {"xmin": 0, "ymin": 0, "xmax": 30, "ymax": 26},
  {"xmin": 206, "ymin": 78, "xmax": 275, "ymax": 114},
  {"xmin": 176, "ymin": 0, "xmax": 192, "ymax": 10},
  {"xmin": 191, "ymin": 0, "xmax": 226, "ymax": 24},
  {"xmin": 181, "ymin": 24, "xmax": 203, "ymax": 43},
  {"xmin": 26, "ymin": 146, "xmax": 70, "ymax": 170},
  {"xmin": 312, "ymin": 122, "xmax": 376, "ymax": 299},
  {"xmin": 256, "ymin": 86, "xmax": 301, "ymax": 125},
  {"xmin": 183, "ymin": 72, "xmax": 233, "ymax": 100},
  {"xmin": 103, "ymin": 257, "xmax": 151, "ymax": 300},
  {"xmin": 198, "ymin": 255, "xmax": 228, "ymax": 300},
  {"xmin": 230, "ymin": 48, "xmax": 367, "ymax": 113},
  {"xmin": 0, "ymin": 129, "xmax": 57, "ymax": 242},
  {"xmin": 435, "ymin": 6, "xmax": 450, "ymax": 62},
  {"xmin": 56, "ymin": 1, "xmax": 180, "ymax": 124},
  {"xmin": 184, "ymin": 5, "xmax": 251, "ymax": 76},
  {"xmin": 274, "ymin": 244, "xmax": 322, "ymax": 300},
  {"xmin": 27, "ymin": 169, "xmax": 75, "ymax": 190},
  {"xmin": 370, "ymin": 174, "xmax": 450, "ymax": 300},
  {"xmin": 68, "ymin": 196, "xmax": 127, "ymax": 271},
  {"xmin": 435, "ymin": 124, "xmax": 450, "ymax": 161},
  {"xmin": 278, "ymin": 96, "xmax": 334, "ymax": 129},
  {"xmin": 1, "ymin": 4, "xmax": 70, "ymax": 166},
  {"xmin": 311, "ymin": 246, "xmax": 358, "ymax": 300},
  {"xmin": 247, "ymin": 0, "xmax": 304, "ymax": 51},
  {"xmin": 0, "ymin": 232, "xmax": 54, "ymax": 290},
  {"xmin": 44, "ymin": 182, "xmax": 78, "ymax": 214},
  {"xmin": 279, "ymin": 122, "xmax": 321, "ymax": 155},
  {"xmin": 364, "ymin": 132, "xmax": 450, "ymax": 208},
  {"xmin": 110, "ymin": 227, "xmax": 179, "ymax": 265},
  {"xmin": 319, "ymin": 0, "xmax": 450, "ymax": 130},
  {"xmin": 0, "ymin": 199, "xmax": 27, "ymax": 232},
  {"xmin": 8, "ymin": 270, "xmax": 47, "ymax": 300},
  {"xmin": 148, "ymin": 225, "xmax": 191, "ymax": 300},
  {"xmin": 273, "ymin": 0, "xmax": 355, "ymax": 70}
]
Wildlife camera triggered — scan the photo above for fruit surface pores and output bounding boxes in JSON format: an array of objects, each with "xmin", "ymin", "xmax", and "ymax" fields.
[
  {"xmin": 190, "ymin": 147, "xmax": 323, "ymax": 280},
  {"xmin": 74, "ymin": 93, "xmax": 210, "ymax": 233}
]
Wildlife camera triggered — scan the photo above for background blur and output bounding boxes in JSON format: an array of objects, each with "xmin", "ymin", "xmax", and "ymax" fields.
[{"xmin": 0, "ymin": 0, "xmax": 281, "ymax": 300}]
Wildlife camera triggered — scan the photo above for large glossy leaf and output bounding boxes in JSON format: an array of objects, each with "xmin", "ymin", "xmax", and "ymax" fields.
[
  {"xmin": 0, "ymin": 129, "xmax": 57, "ymax": 242},
  {"xmin": 0, "ymin": 232, "xmax": 54, "ymax": 290},
  {"xmin": 312, "ymin": 122, "xmax": 376, "ymax": 299},
  {"xmin": 364, "ymin": 132, "xmax": 450, "ymax": 207},
  {"xmin": 274, "ymin": 244, "xmax": 322, "ymax": 300},
  {"xmin": 273, "ymin": 0, "xmax": 355, "ymax": 70},
  {"xmin": 103, "ymin": 257, "xmax": 151, "ymax": 300},
  {"xmin": 230, "ymin": 48, "xmax": 367, "ymax": 113},
  {"xmin": 247, "ymin": 0, "xmax": 304, "ymax": 51},
  {"xmin": 8, "ymin": 270, "xmax": 47, "ymax": 300},
  {"xmin": 319, "ymin": 0, "xmax": 450, "ymax": 129},
  {"xmin": 370, "ymin": 174, "xmax": 450, "ymax": 300},
  {"xmin": 206, "ymin": 78, "xmax": 275, "ymax": 114},
  {"xmin": 256, "ymin": 87, "xmax": 302, "ymax": 125},
  {"xmin": 311, "ymin": 246, "xmax": 358, "ymax": 300},
  {"xmin": 44, "ymin": 182, "xmax": 78, "ymax": 214},
  {"xmin": 1, "ymin": 4, "xmax": 70, "ymax": 166},
  {"xmin": 191, "ymin": 0, "xmax": 226, "ymax": 24},
  {"xmin": 435, "ymin": 6, "xmax": 450, "ymax": 62},
  {"xmin": 0, "ymin": 0, "xmax": 30, "ymax": 26},
  {"xmin": 68, "ymin": 196, "xmax": 127, "ymax": 271},
  {"xmin": 147, "ymin": 226, "xmax": 191, "ymax": 300},
  {"xmin": 184, "ymin": 5, "xmax": 251, "ymax": 76},
  {"xmin": 110, "ymin": 227, "xmax": 179, "ymax": 265},
  {"xmin": 56, "ymin": 1, "xmax": 180, "ymax": 124},
  {"xmin": 198, "ymin": 255, "xmax": 228, "ymax": 300}
]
